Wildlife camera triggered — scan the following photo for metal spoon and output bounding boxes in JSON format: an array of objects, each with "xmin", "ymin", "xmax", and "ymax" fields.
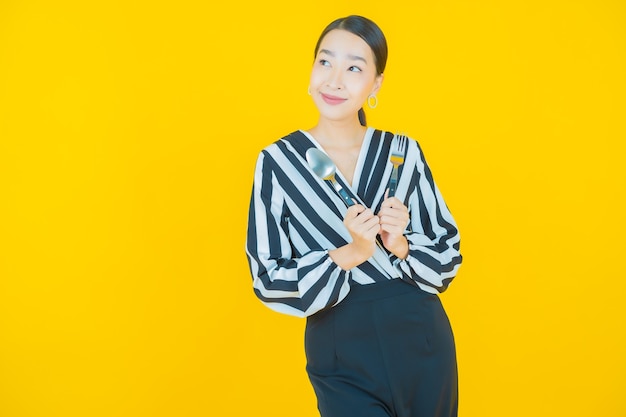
[
  {"xmin": 305, "ymin": 147, "xmax": 394, "ymax": 271},
  {"xmin": 306, "ymin": 148, "xmax": 354, "ymax": 207}
]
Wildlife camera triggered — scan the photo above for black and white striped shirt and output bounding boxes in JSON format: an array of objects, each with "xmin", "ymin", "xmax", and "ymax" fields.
[{"xmin": 245, "ymin": 128, "xmax": 462, "ymax": 317}]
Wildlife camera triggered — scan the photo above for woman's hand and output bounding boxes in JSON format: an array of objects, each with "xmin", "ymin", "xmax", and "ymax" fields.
[
  {"xmin": 328, "ymin": 203, "xmax": 380, "ymax": 270},
  {"xmin": 378, "ymin": 192, "xmax": 409, "ymax": 259},
  {"xmin": 344, "ymin": 204, "xmax": 380, "ymax": 260}
]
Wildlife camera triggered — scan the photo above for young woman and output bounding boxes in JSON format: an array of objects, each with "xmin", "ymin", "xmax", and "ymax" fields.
[{"xmin": 245, "ymin": 15, "xmax": 463, "ymax": 417}]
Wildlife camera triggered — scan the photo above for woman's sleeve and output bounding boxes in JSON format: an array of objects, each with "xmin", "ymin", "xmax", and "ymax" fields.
[
  {"xmin": 245, "ymin": 151, "xmax": 351, "ymax": 317},
  {"xmin": 391, "ymin": 140, "xmax": 463, "ymax": 293}
]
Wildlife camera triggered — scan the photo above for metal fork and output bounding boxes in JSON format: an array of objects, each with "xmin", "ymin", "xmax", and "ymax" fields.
[{"xmin": 388, "ymin": 133, "xmax": 407, "ymax": 197}]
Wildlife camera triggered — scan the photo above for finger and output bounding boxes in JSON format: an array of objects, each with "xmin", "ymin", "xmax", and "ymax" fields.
[
  {"xmin": 380, "ymin": 196, "xmax": 404, "ymax": 210},
  {"xmin": 352, "ymin": 218, "xmax": 380, "ymax": 241},
  {"xmin": 379, "ymin": 207, "xmax": 407, "ymax": 221},
  {"xmin": 381, "ymin": 211, "xmax": 409, "ymax": 228},
  {"xmin": 387, "ymin": 196, "xmax": 403, "ymax": 207},
  {"xmin": 345, "ymin": 204, "xmax": 365, "ymax": 219},
  {"xmin": 379, "ymin": 223, "xmax": 403, "ymax": 236},
  {"xmin": 356, "ymin": 208, "xmax": 376, "ymax": 221},
  {"xmin": 348, "ymin": 208, "xmax": 376, "ymax": 229},
  {"xmin": 364, "ymin": 218, "xmax": 382, "ymax": 238},
  {"xmin": 379, "ymin": 219, "xmax": 403, "ymax": 233}
]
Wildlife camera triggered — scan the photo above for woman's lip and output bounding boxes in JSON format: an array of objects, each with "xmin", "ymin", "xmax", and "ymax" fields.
[{"xmin": 321, "ymin": 93, "xmax": 347, "ymax": 105}]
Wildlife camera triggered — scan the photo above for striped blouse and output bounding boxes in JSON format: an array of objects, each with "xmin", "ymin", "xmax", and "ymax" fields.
[{"xmin": 245, "ymin": 127, "xmax": 462, "ymax": 318}]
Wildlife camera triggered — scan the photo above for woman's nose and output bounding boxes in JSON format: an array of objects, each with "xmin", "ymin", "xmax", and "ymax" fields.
[{"xmin": 326, "ymin": 69, "xmax": 343, "ymax": 89}]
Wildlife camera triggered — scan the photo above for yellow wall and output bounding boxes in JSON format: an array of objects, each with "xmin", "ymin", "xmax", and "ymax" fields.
[{"xmin": 1, "ymin": 1, "xmax": 624, "ymax": 416}]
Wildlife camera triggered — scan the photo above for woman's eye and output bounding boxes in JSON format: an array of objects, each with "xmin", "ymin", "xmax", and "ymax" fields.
[
  {"xmin": 319, "ymin": 59, "xmax": 330, "ymax": 67},
  {"xmin": 349, "ymin": 66, "xmax": 362, "ymax": 72}
]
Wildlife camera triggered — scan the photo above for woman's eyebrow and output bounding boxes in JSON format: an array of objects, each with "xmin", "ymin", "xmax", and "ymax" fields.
[
  {"xmin": 347, "ymin": 54, "xmax": 367, "ymax": 64},
  {"xmin": 319, "ymin": 49, "xmax": 367, "ymax": 64}
]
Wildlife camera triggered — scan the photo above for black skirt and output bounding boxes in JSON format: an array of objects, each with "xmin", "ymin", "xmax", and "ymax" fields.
[{"xmin": 305, "ymin": 278, "xmax": 458, "ymax": 417}]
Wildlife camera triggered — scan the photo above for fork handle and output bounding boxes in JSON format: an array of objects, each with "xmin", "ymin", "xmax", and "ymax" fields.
[{"xmin": 388, "ymin": 167, "xmax": 399, "ymax": 197}]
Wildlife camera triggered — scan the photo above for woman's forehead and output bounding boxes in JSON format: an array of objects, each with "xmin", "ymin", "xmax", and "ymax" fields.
[{"xmin": 317, "ymin": 30, "xmax": 374, "ymax": 62}]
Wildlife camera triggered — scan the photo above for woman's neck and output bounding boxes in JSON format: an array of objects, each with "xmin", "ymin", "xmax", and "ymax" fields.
[{"xmin": 308, "ymin": 120, "xmax": 367, "ymax": 150}]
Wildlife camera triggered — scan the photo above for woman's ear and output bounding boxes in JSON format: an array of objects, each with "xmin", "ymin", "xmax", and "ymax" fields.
[{"xmin": 371, "ymin": 73, "xmax": 384, "ymax": 96}]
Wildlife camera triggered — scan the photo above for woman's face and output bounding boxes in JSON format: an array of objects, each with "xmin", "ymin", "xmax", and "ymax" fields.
[{"xmin": 309, "ymin": 29, "xmax": 383, "ymax": 124}]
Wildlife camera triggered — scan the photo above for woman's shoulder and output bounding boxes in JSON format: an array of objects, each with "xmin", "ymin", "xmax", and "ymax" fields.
[
  {"xmin": 368, "ymin": 127, "xmax": 419, "ymax": 147},
  {"xmin": 256, "ymin": 130, "xmax": 314, "ymax": 161},
  {"xmin": 363, "ymin": 127, "xmax": 391, "ymax": 144},
  {"xmin": 255, "ymin": 130, "xmax": 300, "ymax": 153},
  {"xmin": 368, "ymin": 127, "xmax": 426, "ymax": 158},
  {"xmin": 375, "ymin": 127, "xmax": 423, "ymax": 142},
  {"xmin": 263, "ymin": 130, "xmax": 307, "ymax": 147}
]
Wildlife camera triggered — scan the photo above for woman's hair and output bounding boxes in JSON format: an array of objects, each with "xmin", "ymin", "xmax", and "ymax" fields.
[{"xmin": 313, "ymin": 15, "xmax": 388, "ymax": 126}]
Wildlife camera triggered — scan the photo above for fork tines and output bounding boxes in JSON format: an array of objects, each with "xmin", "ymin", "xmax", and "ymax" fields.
[{"xmin": 388, "ymin": 132, "xmax": 408, "ymax": 197}]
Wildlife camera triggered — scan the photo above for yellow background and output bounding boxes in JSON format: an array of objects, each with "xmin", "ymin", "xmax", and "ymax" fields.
[{"xmin": 1, "ymin": 1, "xmax": 625, "ymax": 416}]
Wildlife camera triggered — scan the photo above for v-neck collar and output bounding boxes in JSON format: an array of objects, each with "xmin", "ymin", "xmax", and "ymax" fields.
[{"xmin": 298, "ymin": 127, "xmax": 374, "ymax": 190}]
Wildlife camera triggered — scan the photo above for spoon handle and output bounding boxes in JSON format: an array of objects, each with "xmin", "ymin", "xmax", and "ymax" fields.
[
  {"xmin": 332, "ymin": 178, "xmax": 390, "ymax": 258},
  {"xmin": 331, "ymin": 179, "xmax": 355, "ymax": 207}
]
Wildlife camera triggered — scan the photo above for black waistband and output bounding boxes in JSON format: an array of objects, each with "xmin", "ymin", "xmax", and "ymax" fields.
[{"xmin": 346, "ymin": 278, "xmax": 427, "ymax": 303}]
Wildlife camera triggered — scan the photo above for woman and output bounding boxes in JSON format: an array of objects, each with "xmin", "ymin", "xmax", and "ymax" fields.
[{"xmin": 245, "ymin": 15, "xmax": 463, "ymax": 417}]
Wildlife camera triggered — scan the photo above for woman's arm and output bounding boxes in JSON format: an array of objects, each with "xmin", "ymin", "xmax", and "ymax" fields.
[
  {"xmin": 245, "ymin": 151, "xmax": 352, "ymax": 317},
  {"xmin": 391, "ymin": 139, "xmax": 463, "ymax": 293}
]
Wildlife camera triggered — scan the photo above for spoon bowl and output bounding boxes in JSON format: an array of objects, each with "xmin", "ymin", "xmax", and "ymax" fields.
[
  {"xmin": 306, "ymin": 148, "xmax": 354, "ymax": 207},
  {"xmin": 306, "ymin": 148, "xmax": 336, "ymax": 180}
]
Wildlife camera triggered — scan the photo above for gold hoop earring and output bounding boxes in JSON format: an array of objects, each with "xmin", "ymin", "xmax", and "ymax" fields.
[{"xmin": 367, "ymin": 94, "xmax": 378, "ymax": 109}]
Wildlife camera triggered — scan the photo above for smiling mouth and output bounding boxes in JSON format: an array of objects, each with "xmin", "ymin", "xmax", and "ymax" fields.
[{"xmin": 321, "ymin": 93, "xmax": 347, "ymax": 105}]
